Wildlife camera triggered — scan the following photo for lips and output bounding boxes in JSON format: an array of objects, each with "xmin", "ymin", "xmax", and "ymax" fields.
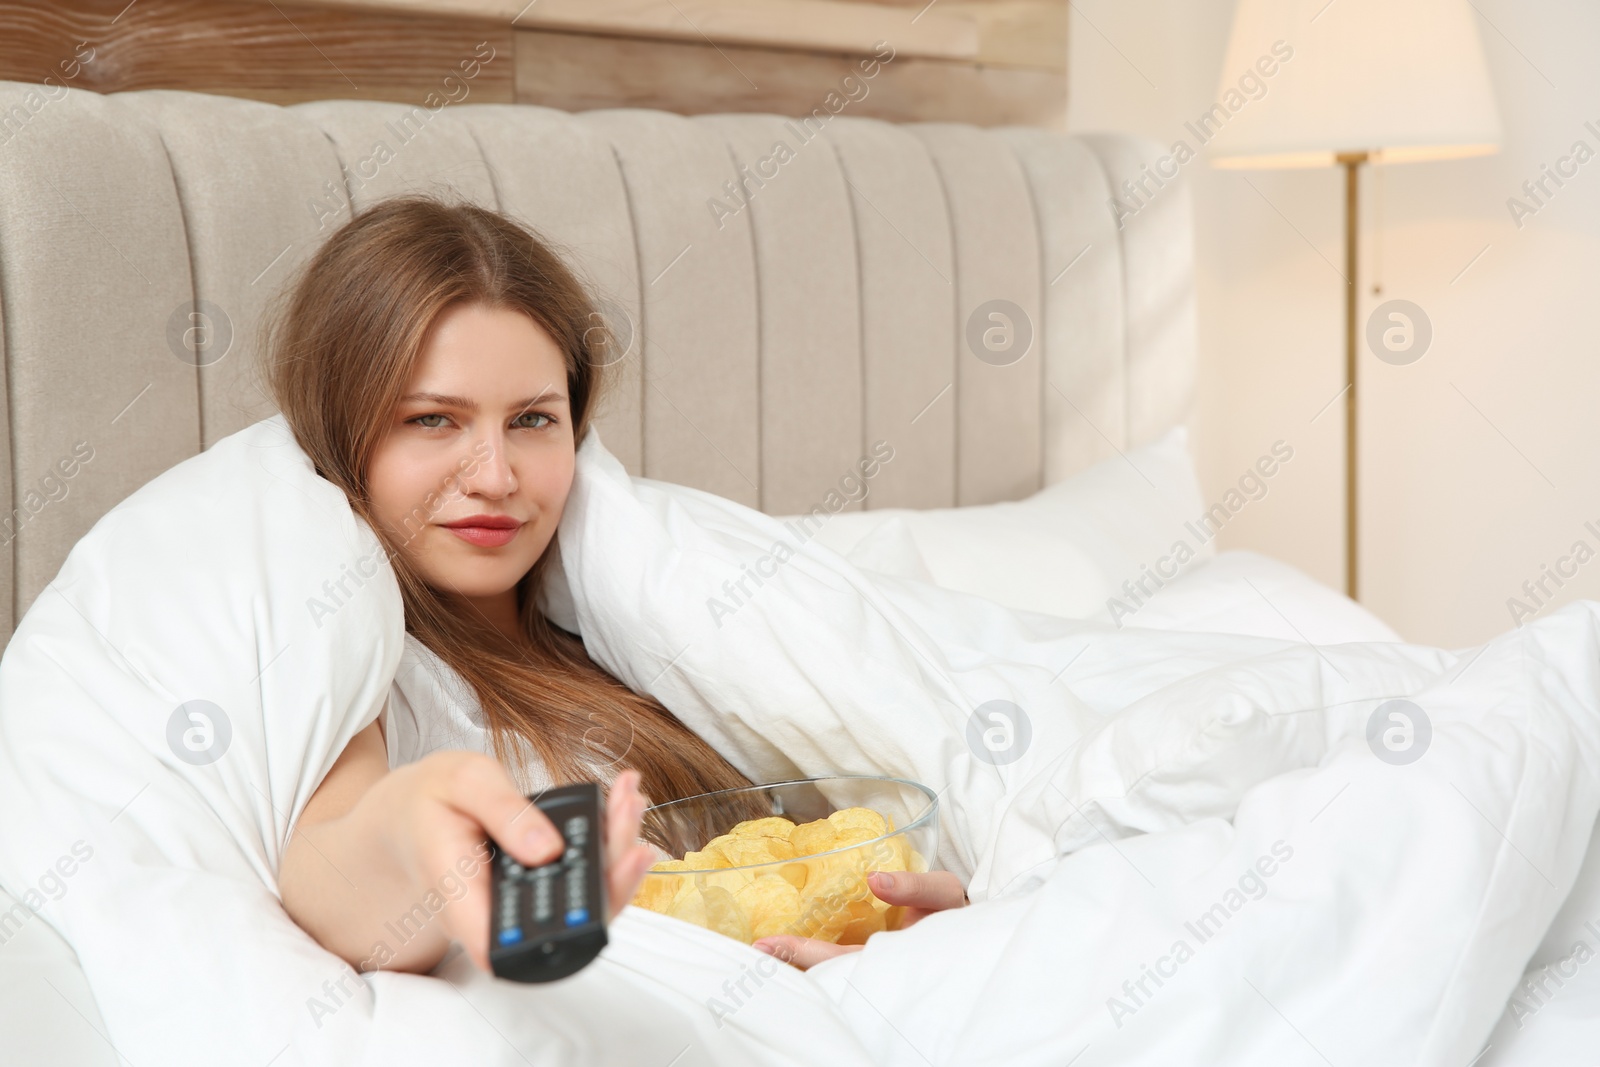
[{"xmin": 442, "ymin": 514, "xmax": 524, "ymax": 548}]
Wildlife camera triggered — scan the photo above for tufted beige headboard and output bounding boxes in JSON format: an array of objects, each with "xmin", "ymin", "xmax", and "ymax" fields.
[{"xmin": 0, "ymin": 82, "xmax": 1195, "ymax": 648}]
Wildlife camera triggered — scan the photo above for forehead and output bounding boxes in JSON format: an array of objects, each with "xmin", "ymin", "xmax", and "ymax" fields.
[{"xmin": 409, "ymin": 303, "xmax": 567, "ymax": 392}]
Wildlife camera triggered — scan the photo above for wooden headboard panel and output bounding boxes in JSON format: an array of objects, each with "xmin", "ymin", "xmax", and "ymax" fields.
[{"xmin": 0, "ymin": 0, "xmax": 1067, "ymax": 126}]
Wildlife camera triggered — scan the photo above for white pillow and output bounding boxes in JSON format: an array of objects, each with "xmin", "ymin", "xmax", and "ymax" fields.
[
  {"xmin": 782, "ymin": 425, "xmax": 1210, "ymax": 620},
  {"xmin": 1118, "ymin": 550, "xmax": 1402, "ymax": 642}
]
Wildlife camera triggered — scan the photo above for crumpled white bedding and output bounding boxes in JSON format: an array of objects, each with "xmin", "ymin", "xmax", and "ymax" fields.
[
  {"xmin": 0, "ymin": 415, "xmax": 1597, "ymax": 1067},
  {"xmin": 553, "ymin": 432, "xmax": 1600, "ymax": 1066}
]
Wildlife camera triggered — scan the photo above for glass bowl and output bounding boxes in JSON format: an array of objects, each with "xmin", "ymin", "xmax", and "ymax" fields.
[{"xmin": 631, "ymin": 775, "xmax": 938, "ymax": 946}]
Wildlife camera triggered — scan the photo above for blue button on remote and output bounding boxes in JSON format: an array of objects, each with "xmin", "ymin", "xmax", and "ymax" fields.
[
  {"xmin": 565, "ymin": 908, "xmax": 589, "ymax": 927},
  {"xmin": 498, "ymin": 926, "xmax": 524, "ymax": 945}
]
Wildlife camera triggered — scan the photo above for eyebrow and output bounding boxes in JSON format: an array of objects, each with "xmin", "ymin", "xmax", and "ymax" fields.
[{"xmin": 399, "ymin": 390, "xmax": 568, "ymax": 412}]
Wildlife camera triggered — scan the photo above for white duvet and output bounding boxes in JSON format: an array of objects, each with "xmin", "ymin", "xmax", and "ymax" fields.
[{"xmin": 1, "ymin": 415, "xmax": 1598, "ymax": 1066}]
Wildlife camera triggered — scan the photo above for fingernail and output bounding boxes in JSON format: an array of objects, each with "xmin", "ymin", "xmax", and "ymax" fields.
[
  {"xmin": 871, "ymin": 871, "xmax": 896, "ymax": 890},
  {"xmin": 525, "ymin": 828, "xmax": 559, "ymax": 856},
  {"xmin": 754, "ymin": 941, "xmax": 776, "ymax": 956}
]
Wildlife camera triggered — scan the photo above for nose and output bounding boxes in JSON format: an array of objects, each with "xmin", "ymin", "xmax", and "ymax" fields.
[{"xmin": 456, "ymin": 427, "xmax": 518, "ymax": 500}]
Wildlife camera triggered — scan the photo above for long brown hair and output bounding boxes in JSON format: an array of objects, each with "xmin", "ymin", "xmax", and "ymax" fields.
[{"xmin": 257, "ymin": 194, "xmax": 755, "ymax": 807}]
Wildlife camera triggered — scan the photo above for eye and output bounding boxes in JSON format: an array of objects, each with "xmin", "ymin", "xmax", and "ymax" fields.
[
  {"xmin": 408, "ymin": 413, "xmax": 449, "ymax": 429},
  {"xmin": 515, "ymin": 412, "xmax": 556, "ymax": 430}
]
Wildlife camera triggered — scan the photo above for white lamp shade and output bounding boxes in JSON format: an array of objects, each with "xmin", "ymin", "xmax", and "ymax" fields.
[{"xmin": 1206, "ymin": 0, "xmax": 1501, "ymax": 168}]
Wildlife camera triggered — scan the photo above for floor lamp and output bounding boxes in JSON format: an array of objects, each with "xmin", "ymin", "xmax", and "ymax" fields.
[{"xmin": 1205, "ymin": 0, "xmax": 1500, "ymax": 601}]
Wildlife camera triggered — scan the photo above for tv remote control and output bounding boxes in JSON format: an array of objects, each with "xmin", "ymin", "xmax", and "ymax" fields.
[{"xmin": 488, "ymin": 781, "xmax": 609, "ymax": 983}]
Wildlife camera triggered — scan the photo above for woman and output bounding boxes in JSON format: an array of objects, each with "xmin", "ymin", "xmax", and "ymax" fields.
[{"xmin": 270, "ymin": 196, "xmax": 966, "ymax": 978}]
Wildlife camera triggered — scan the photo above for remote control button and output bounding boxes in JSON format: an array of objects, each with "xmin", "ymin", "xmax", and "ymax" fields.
[
  {"xmin": 565, "ymin": 908, "xmax": 589, "ymax": 927},
  {"xmin": 498, "ymin": 927, "xmax": 524, "ymax": 945}
]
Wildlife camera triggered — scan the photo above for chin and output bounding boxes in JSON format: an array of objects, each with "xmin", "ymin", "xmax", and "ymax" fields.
[
  {"xmin": 456, "ymin": 573, "xmax": 529, "ymax": 598},
  {"xmin": 419, "ymin": 559, "xmax": 528, "ymax": 598}
]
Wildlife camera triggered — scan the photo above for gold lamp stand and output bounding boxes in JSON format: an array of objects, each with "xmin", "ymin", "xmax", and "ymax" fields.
[{"xmin": 1339, "ymin": 151, "xmax": 1367, "ymax": 602}]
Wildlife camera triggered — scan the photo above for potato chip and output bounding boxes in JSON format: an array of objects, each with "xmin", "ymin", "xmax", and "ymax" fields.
[
  {"xmin": 735, "ymin": 874, "xmax": 803, "ymax": 940},
  {"xmin": 698, "ymin": 867, "xmax": 755, "ymax": 895},
  {"xmin": 802, "ymin": 851, "xmax": 858, "ymax": 891},
  {"xmin": 787, "ymin": 819, "xmax": 829, "ymax": 857},
  {"xmin": 681, "ymin": 848, "xmax": 728, "ymax": 870},
  {"xmin": 700, "ymin": 885, "xmax": 753, "ymax": 942},
  {"xmin": 854, "ymin": 833, "xmax": 911, "ymax": 875},
  {"xmin": 838, "ymin": 895, "xmax": 889, "ymax": 945},
  {"xmin": 703, "ymin": 833, "xmax": 744, "ymax": 860},
  {"xmin": 793, "ymin": 865, "xmax": 866, "ymax": 937},
  {"xmin": 761, "ymin": 836, "xmax": 799, "ymax": 860},
  {"xmin": 777, "ymin": 861, "xmax": 809, "ymax": 892},
  {"xmin": 828, "ymin": 807, "xmax": 888, "ymax": 837},
  {"xmin": 709, "ymin": 836, "xmax": 793, "ymax": 868},
  {"xmin": 706, "ymin": 826, "xmax": 798, "ymax": 866},
  {"xmin": 632, "ymin": 865, "xmax": 689, "ymax": 912},
  {"xmin": 665, "ymin": 884, "xmax": 707, "ymax": 927},
  {"xmin": 794, "ymin": 815, "xmax": 882, "ymax": 859},
  {"xmin": 729, "ymin": 816, "xmax": 797, "ymax": 839},
  {"xmin": 792, "ymin": 887, "xmax": 855, "ymax": 942},
  {"xmin": 860, "ymin": 883, "xmax": 892, "ymax": 914},
  {"xmin": 845, "ymin": 894, "xmax": 883, "ymax": 920}
]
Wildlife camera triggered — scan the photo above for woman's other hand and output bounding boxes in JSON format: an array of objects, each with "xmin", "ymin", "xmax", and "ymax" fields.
[{"xmin": 750, "ymin": 869, "xmax": 969, "ymax": 970}]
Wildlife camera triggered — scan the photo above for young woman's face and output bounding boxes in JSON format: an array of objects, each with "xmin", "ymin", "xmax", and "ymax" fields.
[{"xmin": 366, "ymin": 302, "xmax": 576, "ymax": 624}]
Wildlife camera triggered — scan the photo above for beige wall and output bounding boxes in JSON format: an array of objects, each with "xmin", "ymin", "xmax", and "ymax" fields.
[{"xmin": 1067, "ymin": 0, "xmax": 1600, "ymax": 647}]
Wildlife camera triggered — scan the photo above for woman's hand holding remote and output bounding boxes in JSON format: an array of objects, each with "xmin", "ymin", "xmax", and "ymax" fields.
[
  {"xmin": 364, "ymin": 755, "xmax": 658, "ymax": 973},
  {"xmin": 280, "ymin": 718, "xmax": 658, "ymax": 976}
]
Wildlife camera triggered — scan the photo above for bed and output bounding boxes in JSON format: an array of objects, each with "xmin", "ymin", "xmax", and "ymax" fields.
[{"xmin": 0, "ymin": 80, "xmax": 1594, "ymax": 1065}]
